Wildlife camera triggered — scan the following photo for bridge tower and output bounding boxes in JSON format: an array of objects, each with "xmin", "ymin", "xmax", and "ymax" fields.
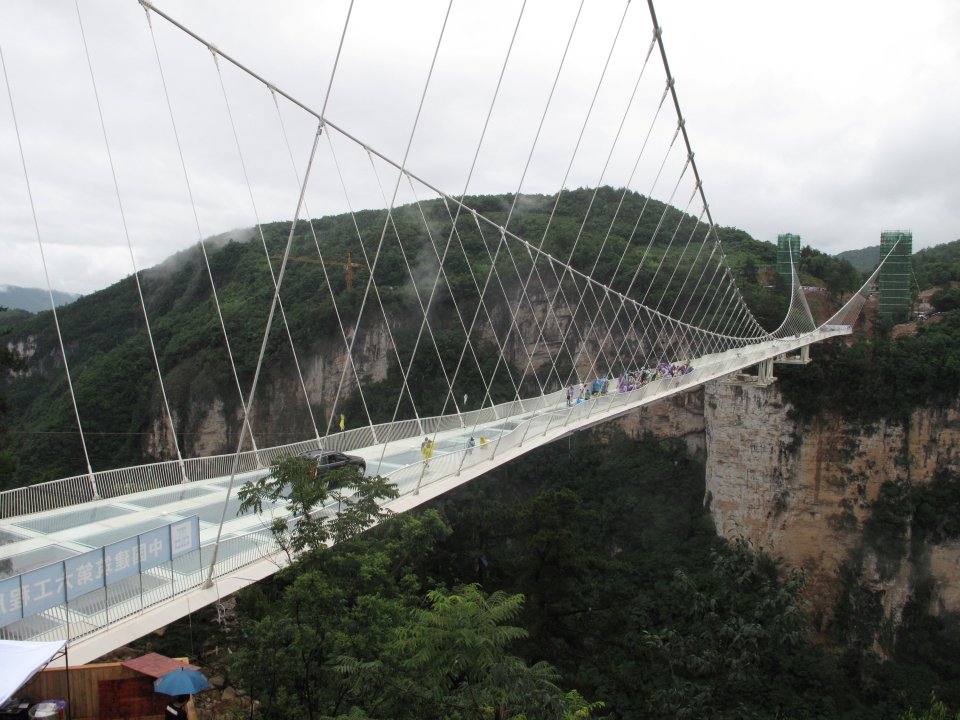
[
  {"xmin": 877, "ymin": 230, "xmax": 912, "ymax": 320},
  {"xmin": 776, "ymin": 233, "xmax": 802, "ymax": 284}
]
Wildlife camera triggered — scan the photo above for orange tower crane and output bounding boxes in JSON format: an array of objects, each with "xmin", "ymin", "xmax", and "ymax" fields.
[{"xmin": 270, "ymin": 252, "xmax": 367, "ymax": 290}]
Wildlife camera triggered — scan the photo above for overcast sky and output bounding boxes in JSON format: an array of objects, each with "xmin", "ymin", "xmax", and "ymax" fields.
[{"xmin": 1, "ymin": 0, "xmax": 958, "ymax": 296}]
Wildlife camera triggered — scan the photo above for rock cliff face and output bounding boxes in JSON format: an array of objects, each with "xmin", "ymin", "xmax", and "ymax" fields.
[
  {"xmin": 162, "ymin": 289, "xmax": 638, "ymax": 458},
  {"xmin": 616, "ymin": 387, "xmax": 706, "ymax": 457},
  {"xmin": 703, "ymin": 375, "xmax": 960, "ymax": 632},
  {"xmin": 181, "ymin": 321, "xmax": 395, "ymax": 457}
]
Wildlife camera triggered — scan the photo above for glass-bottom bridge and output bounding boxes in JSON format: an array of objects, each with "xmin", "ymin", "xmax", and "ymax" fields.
[{"xmin": 0, "ymin": 328, "xmax": 848, "ymax": 664}]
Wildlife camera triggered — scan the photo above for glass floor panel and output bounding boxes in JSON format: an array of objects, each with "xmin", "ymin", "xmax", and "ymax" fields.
[
  {"xmin": 0, "ymin": 545, "xmax": 76, "ymax": 578},
  {"xmin": 197, "ymin": 534, "xmax": 271, "ymax": 568},
  {"xmin": 189, "ymin": 497, "xmax": 283, "ymax": 526},
  {"xmin": 73, "ymin": 518, "xmax": 184, "ymax": 550},
  {"xmin": 124, "ymin": 485, "xmax": 219, "ymax": 508},
  {"xmin": 0, "ymin": 529, "xmax": 25, "ymax": 546},
  {"xmin": 205, "ymin": 474, "xmax": 264, "ymax": 489},
  {"xmin": 68, "ymin": 572, "xmax": 170, "ymax": 617},
  {"xmin": 15, "ymin": 505, "xmax": 129, "ymax": 534},
  {"xmin": 0, "ymin": 611, "xmax": 62, "ymax": 640}
]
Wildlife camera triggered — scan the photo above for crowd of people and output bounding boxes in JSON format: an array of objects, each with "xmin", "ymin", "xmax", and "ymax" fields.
[
  {"xmin": 566, "ymin": 362, "xmax": 694, "ymax": 405},
  {"xmin": 617, "ymin": 362, "xmax": 693, "ymax": 392}
]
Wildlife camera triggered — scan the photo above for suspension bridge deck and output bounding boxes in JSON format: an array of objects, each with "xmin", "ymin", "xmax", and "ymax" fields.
[{"xmin": 0, "ymin": 328, "xmax": 848, "ymax": 664}]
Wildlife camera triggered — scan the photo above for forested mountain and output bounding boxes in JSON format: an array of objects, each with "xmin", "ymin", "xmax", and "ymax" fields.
[
  {"xmin": 835, "ymin": 237, "xmax": 960, "ymax": 289},
  {"xmin": 836, "ymin": 245, "xmax": 881, "ymax": 273},
  {"xmin": 0, "ymin": 187, "xmax": 798, "ymax": 490},
  {"xmin": 913, "ymin": 238, "xmax": 960, "ymax": 289}
]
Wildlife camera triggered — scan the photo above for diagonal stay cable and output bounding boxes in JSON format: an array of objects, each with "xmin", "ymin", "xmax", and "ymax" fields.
[
  {"xmin": 270, "ymin": 91, "xmax": 380, "ymax": 442},
  {"xmin": 74, "ymin": 0, "xmax": 192, "ymax": 485},
  {"xmin": 320, "ymin": 130, "xmax": 411, "ymax": 443},
  {"xmin": 569, "ymin": 111, "xmax": 680, "ymax": 380},
  {"xmin": 361, "ymin": 156, "xmax": 459, "ymax": 430},
  {"xmin": 646, "ymin": 0, "xmax": 766, "ymax": 340},
  {"xmin": 138, "ymin": 0, "xmax": 748, "ymax": 356},
  {"xmin": 141, "ymin": 1, "xmax": 782, "ymax": 417},
  {"xmin": 404, "ymin": 0, "xmax": 530, "ymax": 424},
  {"xmin": 403, "ymin": 177, "xmax": 513, "ymax": 418},
  {"xmin": 204, "ymin": 124, "xmax": 323, "ymax": 587},
  {"xmin": 142, "ymin": 6, "xmax": 262, "ymax": 466},
  {"xmin": 597, "ymin": 190, "xmax": 702, "ymax": 382},
  {"xmin": 567, "ymin": 153, "xmax": 689, "ymax": 386},
  {"xmin": 465, "ymin": 0, "xmax": 586, "ymax": 398},
  {"xmin": 209, "ymin": 50, "xmax": 322, "ymax": 444},
  {"xmin": 194, "ymin": 0, "xmax": 354, "ymax": 582},
  {"xmin": 324, "ymin": 1, "xmax": 456, "ymax": 471},
  {"xmin": 490, "ymin": 0, "xmax": 626, "ymax": 404},
  {"xmin": 1, "ymin": 44, "xmax": 101, "ymax": 498},
  {"xmin": 438, "ymin": 199, "xmax": 530, "ymax": 408},
  {"xmin": 523, "ymin": 0, "xmax": 635, "ymax": 377},
  {"xmin": 529, "ymin": 28, "xmax": 659, "ymax": 384}
]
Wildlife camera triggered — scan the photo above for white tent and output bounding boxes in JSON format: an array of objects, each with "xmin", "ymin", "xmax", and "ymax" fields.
[{"xmin": 0, "ymin": 639, "xmax": 66, "ymax": 706}]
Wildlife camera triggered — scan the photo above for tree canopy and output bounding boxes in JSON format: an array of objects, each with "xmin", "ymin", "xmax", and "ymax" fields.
[{"xmin": 204, "ymin": 430, "xmax": 960, "ymax": 719}]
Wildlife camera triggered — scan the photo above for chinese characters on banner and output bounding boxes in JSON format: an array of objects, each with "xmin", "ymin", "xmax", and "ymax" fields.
[{"xmin": 0, "ymin": 515, "xmax": 200, "ymax": 628}]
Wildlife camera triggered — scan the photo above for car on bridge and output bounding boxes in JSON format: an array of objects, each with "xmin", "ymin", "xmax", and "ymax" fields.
[{"xmin": 298, "ymin": 449, "xmax": 367, "ymax": 480}]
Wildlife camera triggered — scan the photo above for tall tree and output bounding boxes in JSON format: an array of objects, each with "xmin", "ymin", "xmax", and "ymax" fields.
[
  {"xmin": 338, "ymin": 584, "xmax": 602, "ymax": 720},
  {"xmin": 237, "ymin": 454, "xmax": 398, "ymax": 557}
]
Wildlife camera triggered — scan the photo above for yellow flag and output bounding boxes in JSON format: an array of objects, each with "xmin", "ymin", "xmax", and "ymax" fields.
[{"xmin": 339, "ymin": 414, "xmax": 345, "ymax": 431}]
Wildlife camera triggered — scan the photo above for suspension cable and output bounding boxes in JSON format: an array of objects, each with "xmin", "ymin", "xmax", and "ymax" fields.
[{"xmin": 645, "ymin": 0, "xmax": 766, "ymax": 339}]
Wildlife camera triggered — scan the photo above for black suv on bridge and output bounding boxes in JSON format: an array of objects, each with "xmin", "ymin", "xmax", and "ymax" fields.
[{"xmin": 298, "ymin": 449, "xmax": 367, "ymax": 478}]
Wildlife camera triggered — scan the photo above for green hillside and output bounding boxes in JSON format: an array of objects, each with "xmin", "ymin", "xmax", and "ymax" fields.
[
  {"xmin": 913, "ymin": 238, "xmax": 960, "ymax": 289},
  {"xmin": 836, "ymin": 245, "xmax": 881, "ymax": 273},
  {"xmin": 834, "ymin": 238, "xmax": 960, "ymax": 291},
  {"xmin": 0, "ymin": 187, "xmax": 852, "ymax": 489}
]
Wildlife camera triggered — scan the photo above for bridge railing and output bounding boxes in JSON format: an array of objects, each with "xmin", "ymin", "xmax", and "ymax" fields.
[
  {"xmin": 1, "ymin": 337, "xmax": 822, "ymax": 521},
  {"xmin": 0, "ymin": 474, "xmax": 96, "ymax": 520},
  {"xmin": 0, "ymin": 388, "xmax": 566, "ymax": 520},
  {"xmin": 0, "ymin": 439, "xmax": 311, "ymax": 520}
]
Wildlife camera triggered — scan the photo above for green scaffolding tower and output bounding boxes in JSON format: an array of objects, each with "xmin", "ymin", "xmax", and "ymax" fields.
[
  {"xmin": 878, "ymin": 230, "xmax": 912, "ymax": 320},
  {"xmin": 776, "ymin": 233, "xmax": 801, "ymax": 283}
]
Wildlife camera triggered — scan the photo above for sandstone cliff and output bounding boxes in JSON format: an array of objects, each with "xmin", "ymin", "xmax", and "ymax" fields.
[{"xmin": 703, "ymin": 375, "xmax": 960, "ymax": 639}]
